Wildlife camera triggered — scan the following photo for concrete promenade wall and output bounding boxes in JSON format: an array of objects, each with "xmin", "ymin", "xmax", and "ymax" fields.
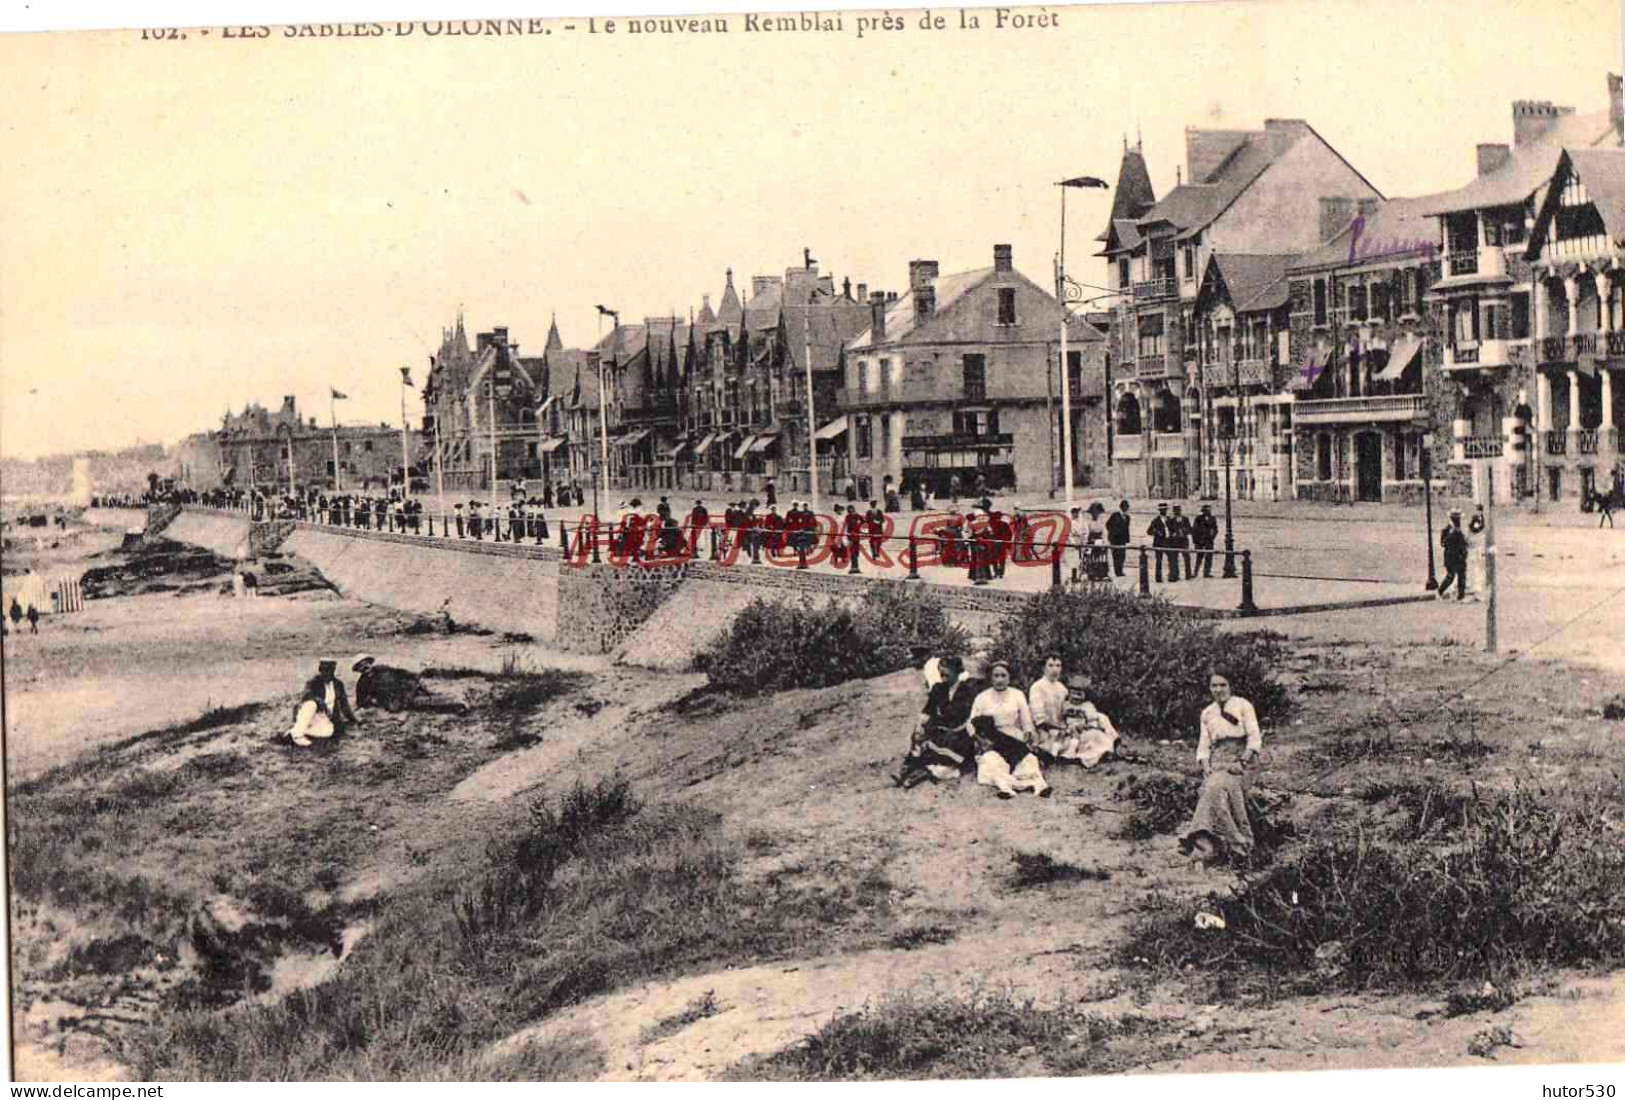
[
  {"xmin": 83, "ymin": 507, "xmax": 150, "ymax": 531},
  {"xmin": 164, "ymin": 509, "xmax": 257, "ymax": 558},
  {"xmin": 280, "ymin": 524, "xmax": 564, "ymax": 645}
]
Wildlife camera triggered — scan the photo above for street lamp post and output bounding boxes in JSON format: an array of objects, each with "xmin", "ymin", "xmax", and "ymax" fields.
[
  {"xmin": 1421, "ymin": 432, "xmax": 1438, "ymax": 590},
  {"xmin": 1220, "ymin": 423, "xmax": 1237, "ymax": 579},
  {"xmin": 1054, "ymin": 175, "xmax": 1110, "ymax": 511}
]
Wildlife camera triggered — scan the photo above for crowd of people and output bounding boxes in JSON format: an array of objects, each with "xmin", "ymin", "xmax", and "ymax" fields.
[{"xmin": 894, "ymin": 643, "xmax": 1265, "ymax": 866}]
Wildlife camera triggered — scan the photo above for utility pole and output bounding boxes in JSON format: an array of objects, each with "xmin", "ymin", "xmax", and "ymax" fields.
[
  {"xmin": 1484, "ymin": 467, "xmax": 1498, "ymax": 654},
  {"xmin": 399, "ymin": 366, "xmax": 413, "ymax": 500},
  {"xmin": 804, "ymin": 304, "xmax": 820, "ymax": 511}
]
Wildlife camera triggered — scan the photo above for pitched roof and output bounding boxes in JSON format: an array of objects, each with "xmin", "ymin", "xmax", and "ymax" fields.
[
  {"xmin": 1067, "ymin": 312, "xmax": 1108, "ymax": 342},
  {"xmin": 1419, "ymin": 109, "xmax": 1619, "ymax": 216},
  {"xmin": 544, "ymin": 316, "xmax": 563, "ymax": 353},
  {"xmin": 1138, "ymin": 134, "xmax": 1280, "ymax": 238},
  {"xmin": 1292, "ymin": 195, "xmax": 1438, "ymax": 272},
  {"xmin": 1208, "ymin": 253, "xmax": 1294, "ymax": 311},
  {"xmin": 744, "ymin": 283, "xmax": 784, "ymax": 331},
  {"xmin": 846, "ymin": 266, "xmax": 1065, "ymax": 350},
  {"xmin": 715, "ymin": 271, "xmax": 743, "ymax": 328},
  {"xmin": 1097, "ymin": 144, "xmax": 1158, "ymax": 243},
  {"xmin": 782, "ymin": 296, "xmax": 872, "ymax": 372},
  {"xmin": 1564, "ymin": 147, "xmax": 1625, "ymax": 245},
  {"xmin": 696, "ymin": 296, "xmax": 716, "ymax": 326}
]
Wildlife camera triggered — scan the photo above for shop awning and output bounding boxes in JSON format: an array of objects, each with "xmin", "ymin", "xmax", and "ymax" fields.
[
  {"xmin": 692, "ymin": 432, "xmax": 719, "ymax": 457},
  {"xmin": 749, "ymin": 434, "xmax": 779, "ymax": 454},
  {"xmin": 666, "ymin": 440, "xmax": 692, "ymax": 460},
  {"xmin": 537, "ymin": 437, "xmax": 566, "ymax": 453},
  {"xmin": 616, "ymin": 428, "xmax": 651, "ymax": 447},
  {"xmin": 1372, "ymin": 333, "xmax": 1423, "ymax": 382},
  {"xmin": 733, "ymin": 435, "xmax": 758, "ymax": 460},
  {"xmin": 536, "ymin": 395, "xmax": 557, "ymax": 415},
  {"xmin": 813, "ymin": 415, "xmax": 848, "ymax": 441}
]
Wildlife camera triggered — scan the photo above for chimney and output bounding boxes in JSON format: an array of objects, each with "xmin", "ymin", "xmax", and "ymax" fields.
[
  {"xmin": 476, "ymin": 331, "xmax": 494, "ymax": 352},
  {"xmin": 993, "ymin": 244, "xmax": 1013, "ymax": 272},
  {"xmin": 869, "ymin": 291, "xmax": 888, "ymax": 342},
  {"xmin": 491, "ymin": 325, "xmax": 509, "ymax": 349},
  {"xmin": 1512, "ymin": 100, "xmax": 1574, "ymax": 147},
  {"xmin": 888, "ymin": 291, "xmax": 899, "ymax": 302},
  {"xmin": 908, "ymin": 259, "xmax": 940, "ymax": 290},
  {"xmin": 1476, "ymin": 143, "xmax": 1512, "ymax": 178},
  {"xmin": 752, "ymin": 275, "xmax": 781, "ymax": 298},
  {"xmin": 1611, "ymin": 73, "xmax": 1623, "ymax": 139},
  {"xmin": 1318, "ymin": 197, "xmax": 1355, "ymax": 243},
  {"xmin": 1263, "ymin": 118, "xmax": 1310, "ymax": 158},
  {"xmin": 842, "ymin": 276, "xmax": 852, "ymax": 300},
  {"xmin": 818, "ymin": 274, "xmax": 834, "ymax": 296},
  {"xmin": 309, "ymin": 417, "xmax": 317, "ymax": 430},
  {"xmin": 856, "ymin": 282, "xmax": 867, "ymax": 303},
  {"xmin": 914, "ymin": 282, "xmax": 937, "ymax": 323}
]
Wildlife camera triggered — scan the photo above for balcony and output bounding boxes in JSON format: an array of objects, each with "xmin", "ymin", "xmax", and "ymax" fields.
[
  {"xmin": 1578, "ymin": 429, "xmax": 1600, "ymax": 456},
  {"xmin": 1295, "ymin": 394, "xmax": 1429, "ymax": 426},
  {"xmin": 1116, "ymin": 433, "xmax": 1144, "ymax": 461},
  {"xmin": 900, "ymin": 431, "xmax": 1013, "ymax": 450},
  {"xmin": 1462, "ymin": 436, "xmax": 1504, "ymax": 459},
  {"xmin": 1136, "ymin": 353, "xmax": 1180, "ymax": 380},
  {"xmin": 1235, "ymin": 358, "xmax": 1272, "ymax": 387},
  {"xmin": 1132, "ymin": 276, "xmax": 1177, "ymax": 302},
  {"xmin": 1445, "ymin": 339, "xmax": 1512, "ymax": 370},
  {"xmin": 1149, "ymin": 432, "xmax": 1188, "ymax": 459},
  {"xmin": 1610, "ymin": 331, "xmax": 1625, "ymax": 358},
  {"xmin": 1546, "ymin": 431, "xmax": 1567, "ymax": 456},
  {"xmin": 1571, "ymin": 333, "xmax": 1600, "ymax": 359}
]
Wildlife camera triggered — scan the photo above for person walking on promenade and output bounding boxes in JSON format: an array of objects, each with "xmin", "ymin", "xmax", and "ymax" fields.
[
  {"xmin": 843, "ymin": 501, "xmax": 867, "ymax": 566},
  {"xmin": 8, "ymin": 598, "xmax": 22, "ymax": 633},
  {"xmin": 1192, "ymin": 504, "xmax": 1218, "ymax": 578},
  {"xmin": 765, "ymin": 478, "xmax": 777, "ymax": 508},
  {"xmin": 1171, "ymin": 504, "xmax": 1194, "ymax": 578},
  {"xmin": 908, "ymin": 476, "xmax": 926, "ymax": 512},
  {"xmin": 1084, "ymin": 501, "xmax": 1109, "ymax": 582},
  {"xmin": 1148, "ymin": 502, "xmax": 1173, "ymax": 583},
  {"xmin": 866, "ymin": 500, "xmax": 887, "ymax": 562},
  {"xmin": 1106, "ymin": 499, "xmax": 1131, "ymax": 577},
  {"xmin": 26, "ymin": 604, "xmax": 39, "ymax": 634},
  {"xmin": 686, "ymin": 500, "xmax": 709, "ymax": 557},
  {"xmin": 1593, "ymin": 488, "xmax": 1615, "ymax": 528},
  {"xmin": 1437, "ymin": 507, "xmax": 1469, "ymax": 601},
  {"xmin": 453, "ymin": 503, "xmax": 465, "ymax": 539},
  {"xmin": 468, "ymin": 501, "xmax": 484, "ymax": 541}
]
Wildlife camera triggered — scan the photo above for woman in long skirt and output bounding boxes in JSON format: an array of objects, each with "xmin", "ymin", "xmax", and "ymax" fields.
[{"xmin": 1178, "ymin": 670, "xmax": 1261, "ymax": 865}]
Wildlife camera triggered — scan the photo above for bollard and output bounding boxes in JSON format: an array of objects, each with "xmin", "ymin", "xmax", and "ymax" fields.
[
  {"xmin": 906, "ymin": 536, "xmax": 921, "ymax": 581},
  {"xmin": 1051, "ymin": 539, "xmax": 1062, "ymax": 591},
  {"xmin": 428, "ymin": 514, "xmax": 436, "ymax": 538},
  {"xmin": 560, "ymin": 521, "xmax": 568, "ymax": 551},
  {"xmin": 590, "ymin": 517, "xmax": 602, "ymax": 564},
  {"xmin": 750, "ymin": 534, "xmax": 762, "ymax": 565},
  {"xmin": 797, "ymin": 543, "xmax": 809, "ymax": 570},
  {"xmin": 1138, "ymin": 546, "xmax": 1151, "ymax": 596},
  {"xmin": 709, "ymin": 527, "xmax": 719, "ymax": 562},
  {"xmin": 1239, "ymin": 550, "xmax": 1259, "ymax": 615}
]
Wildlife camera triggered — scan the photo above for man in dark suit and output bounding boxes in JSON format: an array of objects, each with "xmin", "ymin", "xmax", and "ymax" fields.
[
  {"xmin": 1106, "ymin": 499, "xmax": 1131, "ymax": 577},
  {"xmin": 1147, "ymin": 502, "xmax": 1173, "ymax": 582},
  {"xmin": 1438, "ymin": 508, "xmax": 1469, "ymax": 600},
  {"xmin": 1170, "ymin": 504, "xmax": 1193, "ymax": 579},
  {"xmin": 1192, "ymin": 504, "xmax": 1219, "ymax": 578}
]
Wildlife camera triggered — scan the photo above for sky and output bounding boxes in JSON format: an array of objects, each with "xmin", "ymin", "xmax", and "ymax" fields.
[{"xmin": 0, "ymin": 0, "xmax": 1620, "ymax": 460}]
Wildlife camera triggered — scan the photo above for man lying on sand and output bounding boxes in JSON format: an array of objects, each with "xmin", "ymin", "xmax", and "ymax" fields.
[{"xmin": 352, "ymin": 654, "xmax": 469, "ymax": 715}]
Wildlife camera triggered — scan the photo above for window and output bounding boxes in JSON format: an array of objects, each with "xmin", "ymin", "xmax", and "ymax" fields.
[
  {"xmin": 1182, "ymin": 243, "xmax": 1198, "ymax": 282},
  {"xmin": 953, "ymin": 409, "xmax": 986, "ymax": 436},
  {"xmin": 344, "ymin": 442, "xmax": 354, "ymax": 457},
  {"xmin": 1137, "ymin": 313, "xmax": 1166, "ymax": 358},
  {"xmin": 364, "ymin": 440, "xmax": 374, "ymax": 453},
  {"xmin": 1118, "ymin": 258, "xmax": 1131, "ymax": 289},
  {"xmin": 855, "ymin": 415, "xmax": 873, "ymax": 459},
  {"xmin": 857, "ymin": 361, "xmax": 870, "ymax": 393},
  {"xmin": 962, "ymin": 354, "xmax": 987, "ymax": 400},
  {"xmin": 1511, "ymin": 292, "xmax": 1530, "ymax": 339},
  {"xmin": 879, "ymin": 414, "xmax": 891, "ymax": 457},
  {"xmin": 1372, "ymin": 281, "xmax": 1391, "ymax": 323},
  {"xmin": 1316, "ymin": 433, "xmax": 1333, "ymax": 480},
  {"xmin": 997, "ymin": 288, "xmax": 1017, "ymax": 325},
  {"xmin": 1349, "ymin": 283, "xmax": 1368, "ymax": 322},
  {"xmin": 1116, "ymin": 392, "xmax": 1142, "ymax": 435},
  {"xmin": 1067, "ymin": 350, "xmax": 1083, "ymax": 396},
  {"xmin": 326, "ymin": 460, "xmax": 336, "ymax": 475},
  {"xmin": 1313, "ymin": 279, "xmax": 1328, "ymax": 325}
]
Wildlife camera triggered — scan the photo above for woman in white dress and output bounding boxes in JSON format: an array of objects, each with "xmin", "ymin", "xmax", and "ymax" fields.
[
  {"xmin": 1178, "ymin": 670, "xmax": 1261, "ymax": 865},
  {"xmin": 969, "ymin": 662, "xmax": 1050, "ymax": 798}
]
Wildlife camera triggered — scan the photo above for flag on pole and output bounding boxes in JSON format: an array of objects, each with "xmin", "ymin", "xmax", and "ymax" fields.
[
  {"xmin": 331, "ymin": 387, "xmax": 349, "ymax": 400},
  {"xmin": 400, "ymin": 367, "xmax": 415, "ymax": 388}
]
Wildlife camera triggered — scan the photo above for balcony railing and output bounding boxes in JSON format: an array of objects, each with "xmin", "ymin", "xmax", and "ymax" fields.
[
  {"xmin": 1610, "ymin": 331, "xmax": 1625, "ymax": 357},
  {"xmin": 1462, "ymin": 436, "xmax": 1504, "ymax": 459},
  {"xmin": 1540, "ymin": 336, "xmax": 1568, "ymax": 364},
  {"xmin": 1132, "ymin": 276, "xmax": 1177, "ymax": 302},
  {"xmin": 1295, "ymin": 394, "xmax": 1428, "ymax": 425},
  {"xmin": 1545, "ymin": 431, "xmax": 1567, "ymax": 456},
  {"xmin": 1235, "ymin": 358, "xmax": 1272, "ymax": 386},
  {"xmin": 1116, "ymin": 433, "xmax": 1144, "ymax": 460},
  {"xmin": 1137, "ymin": 353, "xmax": 1179, "ymax": 380},
  {"xmin": 1149, "ymin": 432, "xmax": 1188, "ymax": 458},
  {"xmin": 1447, "ymin": 251, "xmax": 1479, "ymax": 276},
  {"xmin": 1446, "ymin": 339, "xmax": 1512, "ymax": 370},
  {"xmin": 1578, "ymin": 429, "xmax": 1600, "ymax": 456},
  {"xmin": 1571, "ymin": 333, "xmax": 1600, "ymax": 358}
]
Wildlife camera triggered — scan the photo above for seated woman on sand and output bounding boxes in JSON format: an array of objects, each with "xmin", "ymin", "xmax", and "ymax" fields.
[
  {"xmin": 1178, "ymin": 669, "xmax": 1261, "ymax": 866},
  {"xmin": 1049, "ymin": 680, "xmax": 1121, "ymax": 768},
  {"xmin": 968, "ymin": 662, "xmax": 1050, "ymax": 799}
]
